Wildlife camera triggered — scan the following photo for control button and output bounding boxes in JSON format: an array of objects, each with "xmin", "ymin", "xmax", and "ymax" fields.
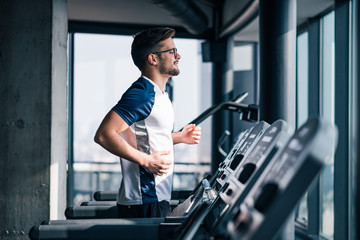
[
  {"xmin": 226, "ymin": 188, "xmax": 233, "ymax": 196},
  {"xmin": 238, "ymin": 163, "xmax": 256, "ymax": 184},
  {"xmin": 230, "ymin": 154, "xmax": 244, "ymax": 170}
]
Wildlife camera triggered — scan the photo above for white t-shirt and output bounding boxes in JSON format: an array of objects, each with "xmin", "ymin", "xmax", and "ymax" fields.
[{"xmin": 112, "ymin": 76, "xmax": 174, "ymax": 205}]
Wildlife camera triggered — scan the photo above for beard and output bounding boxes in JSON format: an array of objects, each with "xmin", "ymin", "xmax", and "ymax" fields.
[
  {"xmin": 159, "ymin": 59, "xmax": 180, "ymax": 76},
  {"xmin": 164, "ymin": 67, "xmax": 180, "ymax": 76}
]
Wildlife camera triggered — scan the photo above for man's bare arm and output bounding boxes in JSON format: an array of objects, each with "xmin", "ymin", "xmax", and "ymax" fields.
[{"xmin": 94, "ymin": 110, "xmax": 171, "ymax": 175}]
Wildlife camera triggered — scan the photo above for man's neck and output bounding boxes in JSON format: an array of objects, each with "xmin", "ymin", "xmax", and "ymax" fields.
[{"xmin": 142, "ymin": 71, "xmax": 170, "ymax": 93}]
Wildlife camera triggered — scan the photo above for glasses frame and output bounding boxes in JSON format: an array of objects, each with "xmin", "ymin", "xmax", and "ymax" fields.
[{"xmin": 152, "ymin": 48, "xmax": 177, "ymax": 58}]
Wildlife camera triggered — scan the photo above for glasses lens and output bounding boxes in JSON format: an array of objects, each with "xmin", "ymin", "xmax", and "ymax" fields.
[{"xmin": 173, "ymin": 48, "xmax": 177, "ymax": 57}]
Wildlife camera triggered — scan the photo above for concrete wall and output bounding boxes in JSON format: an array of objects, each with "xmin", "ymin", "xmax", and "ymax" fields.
[{"xmin": 0, "ymin": 0, "xmax": 68, "ymax": 239}]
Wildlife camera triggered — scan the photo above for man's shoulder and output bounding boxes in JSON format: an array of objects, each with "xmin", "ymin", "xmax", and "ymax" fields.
[
  {"xmin": 130, "ymin": 77, "xmax": 155, "ymax": 92},
  {"xmin": 112, "ymin": 77, "xmax": 156, "ymax": 125},
  {"xmin": 121, "ymin": 77, "xmax": 155, "ymax": 102}
]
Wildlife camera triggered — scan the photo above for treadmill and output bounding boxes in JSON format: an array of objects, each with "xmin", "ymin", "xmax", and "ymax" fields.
[
  {"xmin": 181, "ymin": 117, "xmax": 338, "ymax": 240},
  {"xmin": 29, "ymin": 119, "xmax": 292, "ymax": 240}
]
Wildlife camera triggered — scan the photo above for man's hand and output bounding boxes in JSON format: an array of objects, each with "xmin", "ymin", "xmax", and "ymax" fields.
[
  {"xmin": 175, "ymin": 124, "xmax": 201, "ymax": 144},
  {"xmin": 143, "ymin": 151, "xmax": 172, "ymax": 176}
]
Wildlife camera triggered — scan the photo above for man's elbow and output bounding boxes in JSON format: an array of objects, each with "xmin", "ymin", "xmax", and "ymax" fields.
[{"xmin": 94, "ymin": 132, "xmax": 103, "ymax": 145}]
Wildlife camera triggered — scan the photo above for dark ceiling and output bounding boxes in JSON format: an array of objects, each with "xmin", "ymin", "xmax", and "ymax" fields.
[{"xmin": 67, "ymin": 0, "xmax": 334, "ymax": 41}]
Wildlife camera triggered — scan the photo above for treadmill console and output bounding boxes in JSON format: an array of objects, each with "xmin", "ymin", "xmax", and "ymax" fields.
[
  {"xmin": 216, "ymin": 121, "xmax": 269, "ymax": 188},
  {"xmin": 219, "ymin": 120, "xmax": 291, "ymax": 206},
  {"xmin": 227, "ymin": 118, "xmax": 338, "ymax": 240}
]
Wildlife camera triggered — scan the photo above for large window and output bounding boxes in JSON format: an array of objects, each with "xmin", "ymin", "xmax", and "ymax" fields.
[
  {"xmin": 172, "ymin": 39, "xmax": 212, "ymax": 190},
  {"xmin": 72, "ymin": 34, "xmax": 137, "ymax": 205},
  {"xmin": 296, "ymin": 31, "xmax": 309, "ymax": 225},
  {"xmin": 320, "ymin": 11, "xmax": 335, "ymax": 238},
  {"xmin": 295, "ymin": 10, "xmax": 336, "ymax": 239},
  {"xmin": 296, "ymin": 32, "xmax": 309, "ymax": 127},
  {"xmin": 69, "ymin": 33, "xmax": 211, "ymax": 205}
]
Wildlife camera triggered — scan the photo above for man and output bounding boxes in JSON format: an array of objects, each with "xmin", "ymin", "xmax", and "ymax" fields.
[{"xmin": 94, "ymin": 27, "xmax": 201, "ymax": 218}]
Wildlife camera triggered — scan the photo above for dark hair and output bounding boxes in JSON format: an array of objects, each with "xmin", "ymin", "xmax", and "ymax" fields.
[{"xmin": 131, "ymin": 27, "xmax": 175, "ymax": 71}]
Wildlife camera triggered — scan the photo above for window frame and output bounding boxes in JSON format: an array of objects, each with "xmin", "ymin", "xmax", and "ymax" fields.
[{"xmin": 66, "ymin": 23, "xmax": 212, "ymax": 206}]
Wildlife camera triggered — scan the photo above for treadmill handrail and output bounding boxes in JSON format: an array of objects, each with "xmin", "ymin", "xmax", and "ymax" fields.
[{"xmin": 179, "ymin": 92, "xmax": 258, "ymax": 131}]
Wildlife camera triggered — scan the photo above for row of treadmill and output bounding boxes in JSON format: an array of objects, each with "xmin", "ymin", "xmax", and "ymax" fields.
[{"xmin": 29, "ymin": 117, "xmax": 338, "ymax": 240}]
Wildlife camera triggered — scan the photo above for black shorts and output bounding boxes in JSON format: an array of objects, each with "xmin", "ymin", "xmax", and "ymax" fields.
[{"xmin": 117, "ymin": 200, "xmax": 171, "ymax": 218}]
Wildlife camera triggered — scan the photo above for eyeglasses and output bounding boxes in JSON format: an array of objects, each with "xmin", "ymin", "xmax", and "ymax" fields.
[{"xmin": 152, "ymin": 48, "xmax": 177, "ymax": 58}]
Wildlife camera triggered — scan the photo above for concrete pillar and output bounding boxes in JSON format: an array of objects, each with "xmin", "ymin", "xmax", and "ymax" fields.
[
  {"xmin": 0, "ymin": 0, "xmax": 68, "ymax": 239},
  {"xmin": 259, "ymin": 0, "xmax": 296, "ymax": 127},
  {"xmin": 350, "ymin": 0, "xmax": 360, "ymax": 239},
  {"xmin": 259, "ymin": 1, "xmax": 296, "ymax": 239},
  {"xmin": 334, "ymin": 1, "xmax": 350, "ymax": 239}
]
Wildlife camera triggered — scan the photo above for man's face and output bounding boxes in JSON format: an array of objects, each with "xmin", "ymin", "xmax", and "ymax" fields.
[{"xmin": 157, "ymin": 38, "xmax": 181, "ymax": 76}]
